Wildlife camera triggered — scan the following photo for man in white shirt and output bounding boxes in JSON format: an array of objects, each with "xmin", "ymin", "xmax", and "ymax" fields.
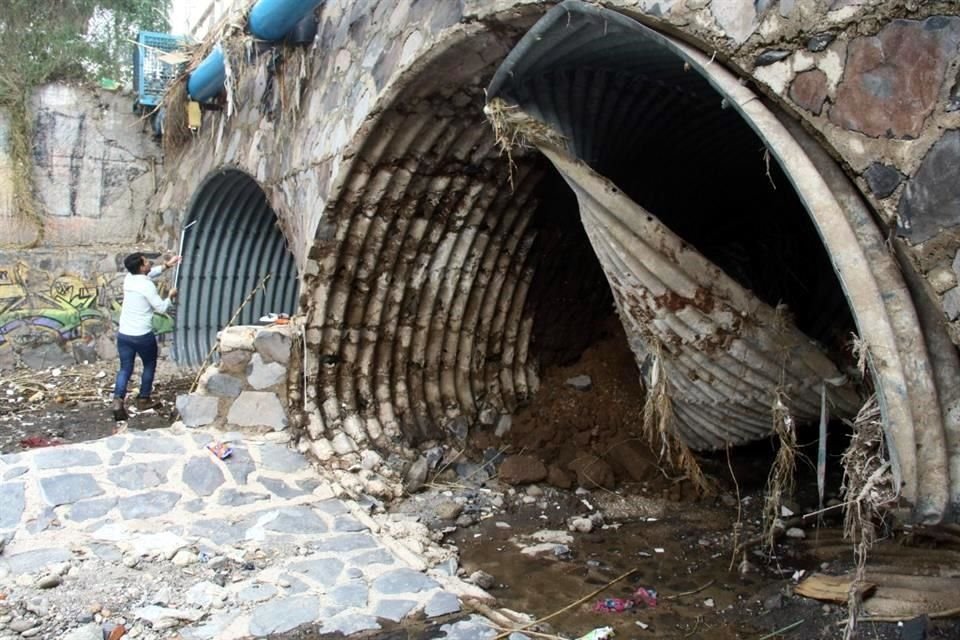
[{"xmin": 112, "ymin": 252, "xmax": 181, "ymax": 421}]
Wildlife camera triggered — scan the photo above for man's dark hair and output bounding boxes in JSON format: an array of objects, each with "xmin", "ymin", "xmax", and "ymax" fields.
[{"xmin": 123, "ymin": 252, "xmax": 146, "ymax": 275}]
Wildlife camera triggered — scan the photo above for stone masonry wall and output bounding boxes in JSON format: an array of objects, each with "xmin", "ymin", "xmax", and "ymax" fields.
[
  {"xmin": 177, "ymin": 324, "xmax": 297, "ymax": 433},
  {"xmin": 147, "ymin": 0, "xmax": 960, "ymax": 344},
  {"xmin": 144, "ymin": 0, "xmax": 960, "ymax": 468},
  {"xmin": 0, "ymin": 84, "xmax": 167, "ymax": 370}
]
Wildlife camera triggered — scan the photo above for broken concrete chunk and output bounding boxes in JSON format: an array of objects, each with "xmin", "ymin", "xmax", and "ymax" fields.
[
  {"xmin": 565, "ymin": 374, "xmax": 592, "ymax": 391},
  {"xmin": 218, "ymin": 327, "xmax": 257, "ymax": 352}
]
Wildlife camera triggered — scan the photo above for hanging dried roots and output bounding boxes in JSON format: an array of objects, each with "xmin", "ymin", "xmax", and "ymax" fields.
[
  {"xmin": 840, "ymin": 393, "xmax": 896, "ymax": 639},
  {"xmin": 763, "ymin": 390, "xmax": 797, "ymax": 552},
  {"xmin": 160, "ymin": 0, "xmax": 254, "ymax": 155},
  {"xmin": 642, "ymin": 347, "xmax": 713, "ymax": 495},
  {"xmin": 161, "ymin": 80, "xmax": 191, "ymax": 154},
  {"xmin": 484, "ymin": 97, "xmax": 567, "ymax": 189}
]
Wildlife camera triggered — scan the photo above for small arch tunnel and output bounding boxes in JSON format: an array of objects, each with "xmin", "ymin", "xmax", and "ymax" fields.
[{"xmin": 174, "ymin": 169, "xmax": 299, "ymax": 367}]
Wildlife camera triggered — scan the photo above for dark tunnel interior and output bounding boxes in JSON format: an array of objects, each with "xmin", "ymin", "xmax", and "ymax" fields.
[
  {"xmin": 174, "ymin": 169, "xmax": 299, "ymax": 367},
  {"xmin": 492, "ymin": 14, "xmax": 860, "ymax": 376},
  {"xmin": 525, "ymin": 166, "xmax": 614, "ymax": 369}
]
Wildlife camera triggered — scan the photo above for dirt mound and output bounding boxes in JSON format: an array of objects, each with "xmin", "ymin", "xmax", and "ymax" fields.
[{"xmin": 475, "ymin": 318, "xmax": 668, "ymax": 491}]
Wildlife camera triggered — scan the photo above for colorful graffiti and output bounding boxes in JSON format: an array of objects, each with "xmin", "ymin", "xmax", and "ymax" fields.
[{"xmin": 0, "ymin": 261, "xmax": 175, "ymax": 365}]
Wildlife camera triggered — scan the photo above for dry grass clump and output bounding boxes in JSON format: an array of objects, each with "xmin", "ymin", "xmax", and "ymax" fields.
[
  {"xmin": 762, "ymin": 390, "xmax": 797, "ymax": 551},
  {"xmin": 840, "ymin": 393, "xmax": 896, "ymax": 639},
  {"xmin": 160, "ymin": 0, "xmax": 255, "ymax": 155}
]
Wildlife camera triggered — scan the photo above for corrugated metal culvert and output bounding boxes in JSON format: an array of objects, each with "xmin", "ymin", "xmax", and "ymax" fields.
[{"xmin": 174, "ymin": 168, "xmax": 299, "ymax": 367}]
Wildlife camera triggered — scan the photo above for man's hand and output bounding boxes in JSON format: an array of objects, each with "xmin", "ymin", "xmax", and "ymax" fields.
[
  {"xmin": 169, "ymin": 288, "xmax": 178, "ymax": 300},
  {"xmin": 164, "ymin": 255, "xmax": 183, "ymax": 269}
]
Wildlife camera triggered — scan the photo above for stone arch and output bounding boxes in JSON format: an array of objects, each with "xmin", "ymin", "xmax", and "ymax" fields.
[
  {"xmin": 174, "ymin": 168, "xmax": 299, "ymax": 368},
  {"xmin": 297, "ymin": 1, "xmax": 958, "ymax": 521},
  {"xmin": 483, "ymin": 0, "xmax": 958, "ymax": 522}
]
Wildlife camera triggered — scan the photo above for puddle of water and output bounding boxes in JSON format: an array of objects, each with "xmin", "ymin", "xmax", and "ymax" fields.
[{"xmin": 454, "ymin": 506, "xmax": 774, "ymax": 639}]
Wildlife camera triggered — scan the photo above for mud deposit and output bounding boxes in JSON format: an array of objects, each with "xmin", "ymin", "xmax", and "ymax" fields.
[{"xmin": 453, "ymin": 502, "xmax": 840, "ymax": 639}]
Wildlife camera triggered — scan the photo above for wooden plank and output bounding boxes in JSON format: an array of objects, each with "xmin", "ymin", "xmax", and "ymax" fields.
[{"xmin": 795, "ymin": 574, "xmax": 876, "ymax": 604}]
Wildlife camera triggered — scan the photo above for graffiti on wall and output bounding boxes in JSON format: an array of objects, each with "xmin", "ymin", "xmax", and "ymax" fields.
[{"xmin": 0, "ymin": 261, "xmax": 175, "ymax": 366}]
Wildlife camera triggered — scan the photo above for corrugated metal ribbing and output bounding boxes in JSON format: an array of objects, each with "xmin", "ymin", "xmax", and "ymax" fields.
[
  {"xmin": 174, "ymin": 169, "xmax": 299, "ymax": 367},
  {"xmin": 485, "ymin": 1, "xmax": 862, "ymax": 450},
  {"xmin": 304, "ymin": 87, "xmax": 547, "ymax": 447}
]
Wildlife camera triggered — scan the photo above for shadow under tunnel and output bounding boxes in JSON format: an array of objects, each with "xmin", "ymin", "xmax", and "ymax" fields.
[{"xmin": 174, "ymin": 169, "xmax": 299, "ymax": 368}]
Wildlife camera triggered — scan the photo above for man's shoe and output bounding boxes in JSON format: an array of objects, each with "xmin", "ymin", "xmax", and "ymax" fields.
[
  {"xmin": 135, "ymin": 397, "xmax": 161, "ymax": 411},
  {"xmin": 112, "ymin": 399, "xmax": 129, "ymax": 422}
]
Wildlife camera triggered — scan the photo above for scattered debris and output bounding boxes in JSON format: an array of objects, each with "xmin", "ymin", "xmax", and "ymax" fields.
[
  {"xmin": 577, "ymin": 627, "xmax": 615, "ymax": 640},
  {"xmin": 634, "ymin": 588, "xmax": 657, "ymax": 608},
  {"xmin": 206, "ymin": 441, "xmax": 233, "ymax": 460}
]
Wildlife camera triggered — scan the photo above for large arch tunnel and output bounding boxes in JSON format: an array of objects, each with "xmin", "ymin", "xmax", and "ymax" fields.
[
  {"xmin": 290, "ymin": 3, "xmax": 959, "ymax": 522},
  {"xmin": 174, "ymin": 169, "xmax": 299, "ymax": 367}
]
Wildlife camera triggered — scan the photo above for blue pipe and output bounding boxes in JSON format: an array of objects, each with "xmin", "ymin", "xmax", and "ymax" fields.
[
  {"xmin": 187, "ymin": 47, "xmax": 226, "ymax": 102},
  {"xmin": 186, "ymin": 0, "xmax": 323, "ymax": 102},
  {"xmin": 250, "ymin": 0, "xmax": 324, "ymax": 41}
]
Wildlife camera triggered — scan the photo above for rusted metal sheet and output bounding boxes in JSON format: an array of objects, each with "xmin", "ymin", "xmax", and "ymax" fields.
[
  {"xmin": 539, "ymin": 144, "xmax": 862, "ymax": 449},
  {"xmin": 485, "ymin": 0, "xmax": 959, "ymax": 522}
]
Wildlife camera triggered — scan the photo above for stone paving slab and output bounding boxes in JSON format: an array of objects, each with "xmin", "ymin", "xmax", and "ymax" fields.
[{"xmin": 0, "ymin": 427, "xmax": 477, "ymax": 639}]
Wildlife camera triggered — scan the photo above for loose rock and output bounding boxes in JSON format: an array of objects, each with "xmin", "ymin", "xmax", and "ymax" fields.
[
  {"xmin": 435, "ymin": 501, "xmax": 463, "ymax": 521},
  {"xmin": 36, "ymin": 574, "xmax": 62, "ymax": 589},
  {"xmin": 468, "ymin": 570, "xmax": 496, "ymax": 589},
  {"xmin": 498, "ymin": 455, "xmax": 547, "ymax": 485}
]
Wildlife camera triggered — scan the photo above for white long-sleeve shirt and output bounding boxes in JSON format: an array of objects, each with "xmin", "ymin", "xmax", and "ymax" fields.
[{"xmin": 118, "ymin": 265, "xmax": 173, "ymax": 336}]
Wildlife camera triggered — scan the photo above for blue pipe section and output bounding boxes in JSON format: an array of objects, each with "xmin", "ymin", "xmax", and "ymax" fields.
[
  {"xmin": 250, "ymin": 0, "xmax": 324, "ymax": 41},
  {"xmin": 187, "ymin": 47, "xmax": 225, "ymax": 102},
  {"xmin": 186, "ymin": 0, "xmax": 322, "ymax": 102}
]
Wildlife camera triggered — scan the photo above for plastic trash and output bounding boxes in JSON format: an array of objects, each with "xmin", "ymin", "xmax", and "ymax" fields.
[
  {"xmin": 593, "ymin": 598, "xmax": 635, "ymax": 613},
  {"xmin": 634, "ymin": 587, "xmax": 658, "ymax": 608},
  {"xmin": 577, "ymin": 627, "xmax": 615, "ymax": 640},
  {"xmin": 258, "ymin": 312, "xmax": 290, "ymax": 324},
  {"xmin": 206, "ymin": 442, "xmax": 233, "ymax": 460}
]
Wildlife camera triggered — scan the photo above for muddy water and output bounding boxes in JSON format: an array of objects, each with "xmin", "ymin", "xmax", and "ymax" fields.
[{"xmin": 451, "ymin": 494, "xmax": 858, "ymax": 640}]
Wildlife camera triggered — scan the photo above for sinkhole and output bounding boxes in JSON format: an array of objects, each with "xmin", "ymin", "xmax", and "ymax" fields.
[{"xmin": 174, "ymin": 169, "xmax": 299, "ymax": 367}]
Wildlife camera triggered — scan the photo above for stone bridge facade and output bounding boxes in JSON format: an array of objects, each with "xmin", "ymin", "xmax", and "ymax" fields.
[{"xmin": 147, "ymin": 0, "xmax": 960, "ymax": 521}]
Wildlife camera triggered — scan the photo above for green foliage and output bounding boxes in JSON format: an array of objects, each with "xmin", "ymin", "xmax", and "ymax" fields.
[
  {"xmin": 0, "ymin": 0, "xmax": 170, "ymax": 248},
  {"xmin": 0, "ymin": 0, "xmax": 171, "ymax": 95}
]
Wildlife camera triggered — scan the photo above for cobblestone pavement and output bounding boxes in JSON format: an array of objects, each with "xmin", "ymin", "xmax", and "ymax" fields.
[{"xmin": 0, "ymin": 428, "xmax": 507, "ymax": 639}]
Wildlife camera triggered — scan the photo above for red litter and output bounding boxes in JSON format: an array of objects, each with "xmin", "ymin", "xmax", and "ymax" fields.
[
  {"xmin": 593, "ymin": 598, "xmax": 635, "ymax": 613},
  {"xmin": 19, "ymin": 436, "xmax": 62, "ymax": 449},
  {"xmin": 634, "ymin": 587, "xmax": 658, "ymax": 608}
]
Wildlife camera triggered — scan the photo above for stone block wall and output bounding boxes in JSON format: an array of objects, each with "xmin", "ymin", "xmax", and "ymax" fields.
[
  {"xmin": 176, "ymin": 324, "xmax": 299, "ymax": 432},
  {"xmin": 0, "ymin": 250, "xmax": 178, "ymax": 371},
  {"xmin": 0, "ymin": 83, "xmax": 167, "ymax": 370}
]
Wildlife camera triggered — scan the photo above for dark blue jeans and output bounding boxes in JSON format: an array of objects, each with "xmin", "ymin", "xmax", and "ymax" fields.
[{"xmin": 113, "ymin": 332, "xmax": 158, "ymax": 399}]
